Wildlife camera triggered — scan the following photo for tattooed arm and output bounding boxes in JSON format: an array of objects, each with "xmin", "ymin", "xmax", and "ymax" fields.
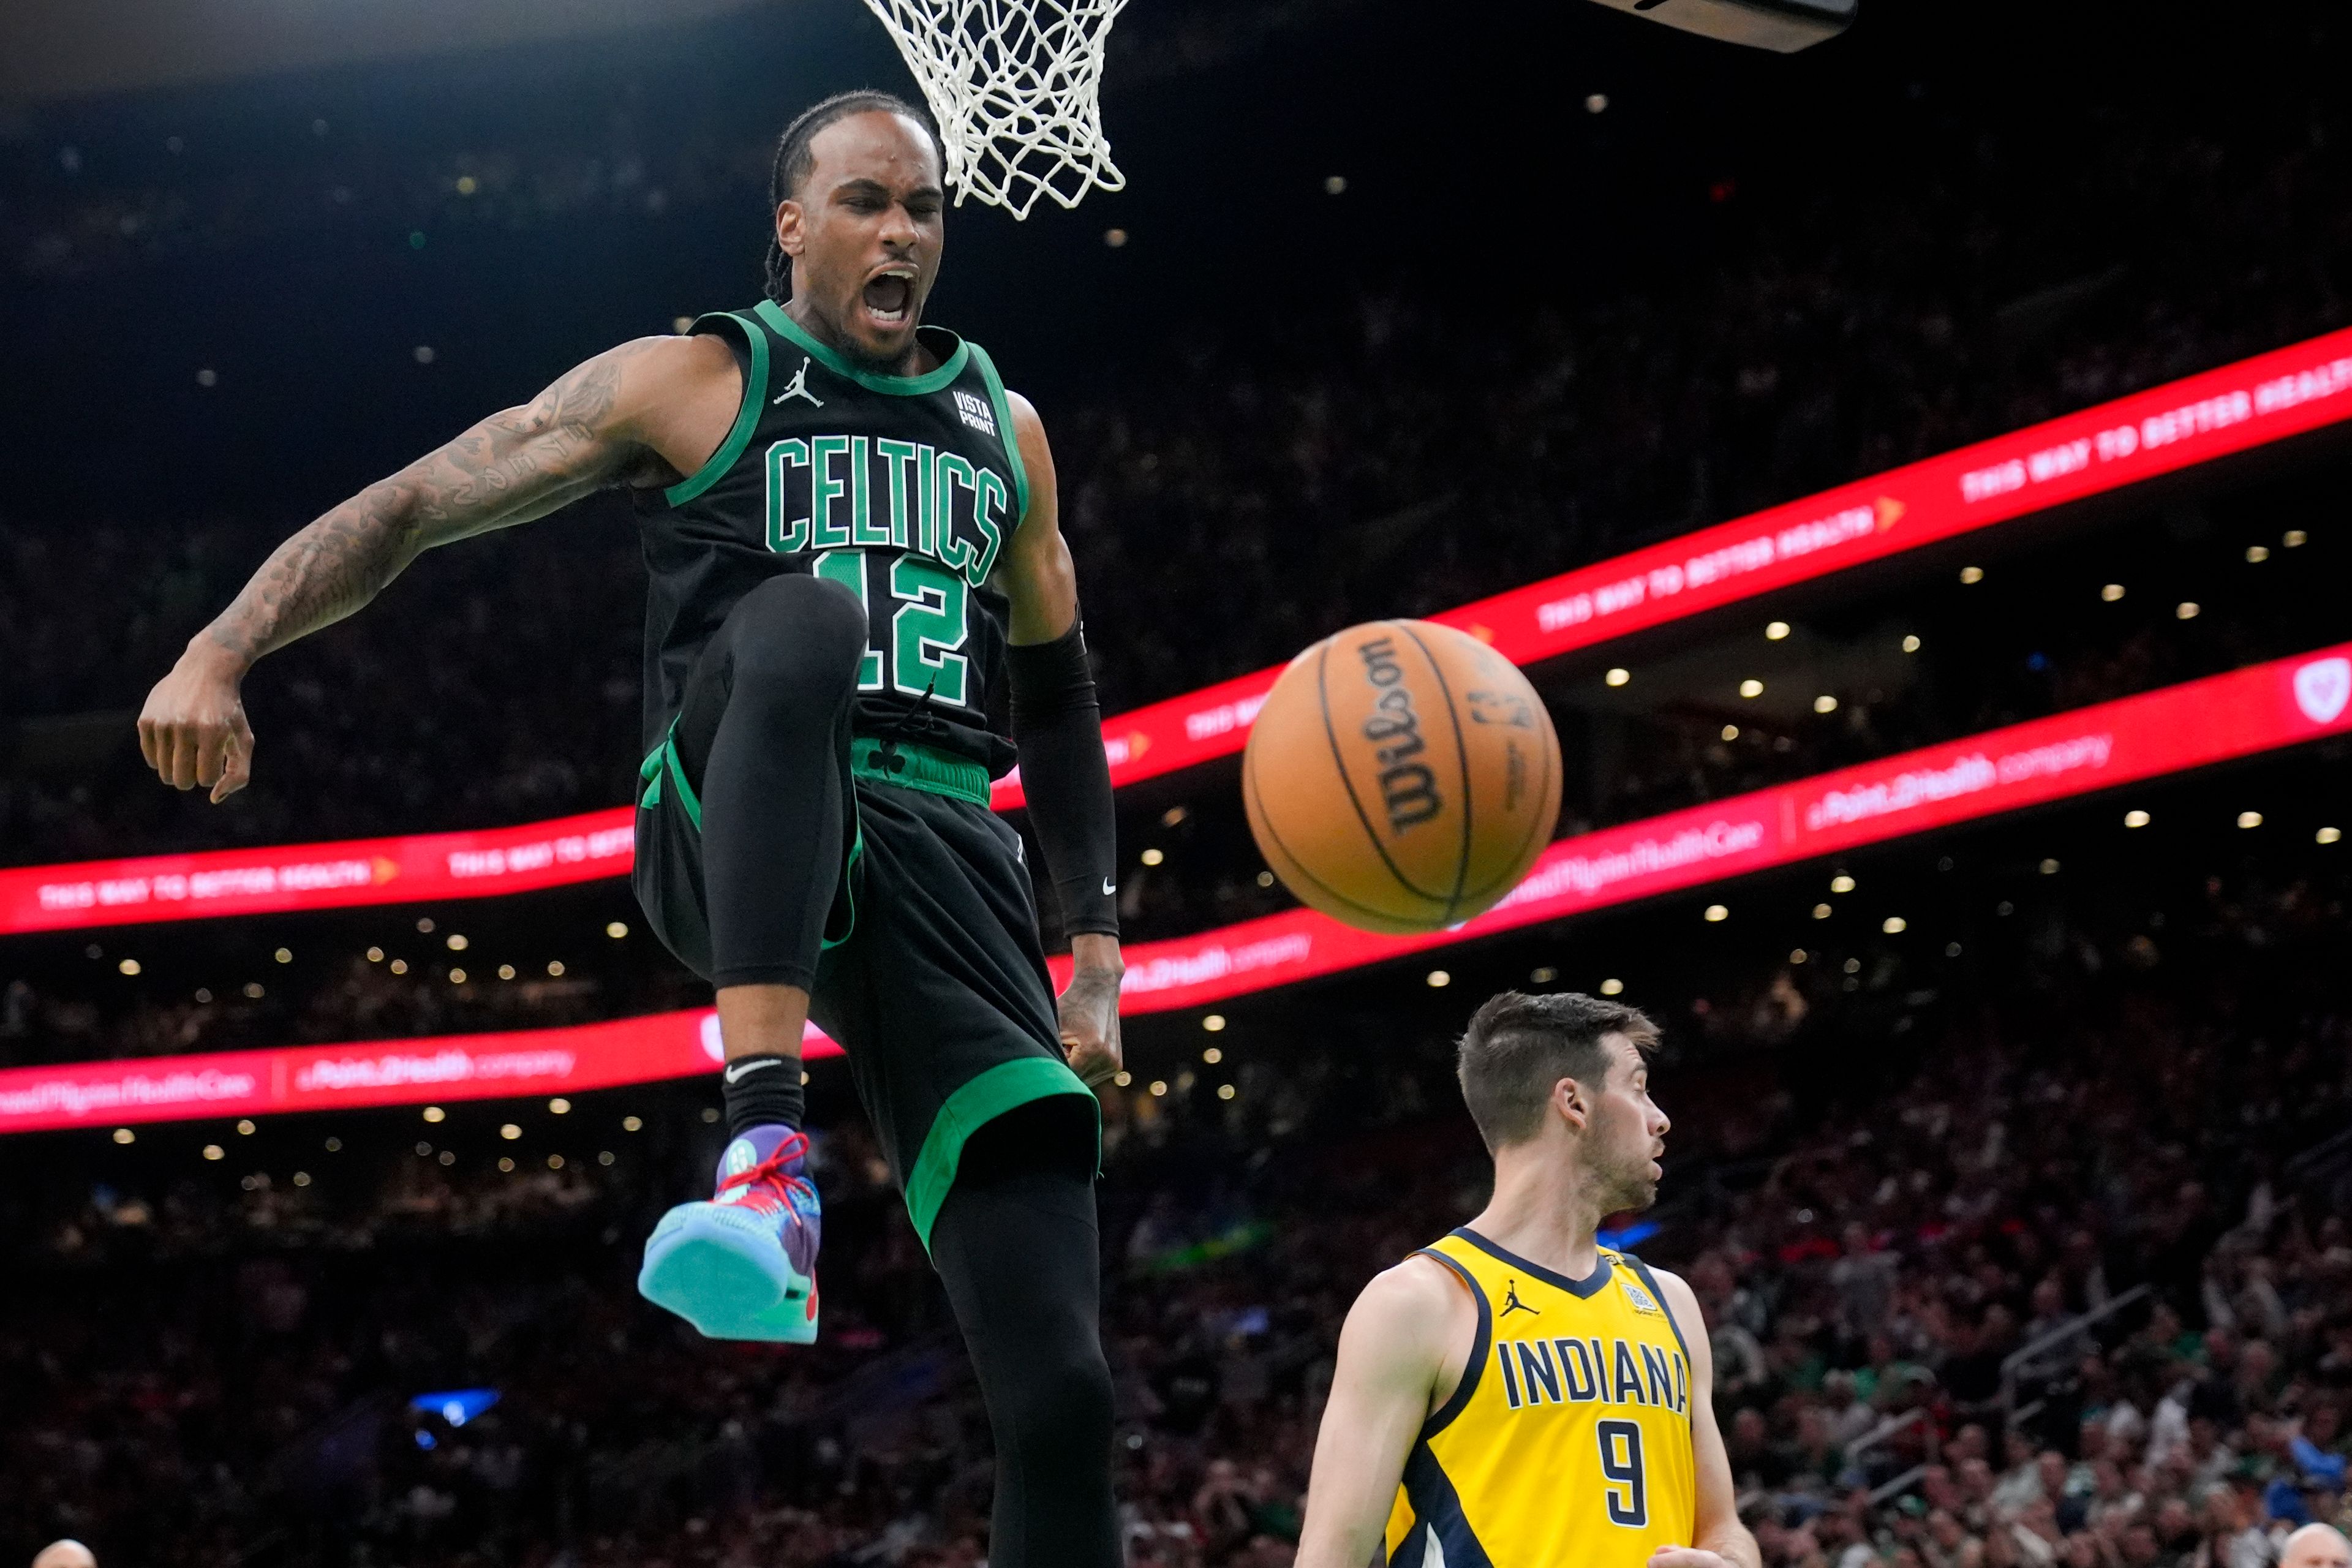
[{"xmin": 139, "ymin": 333, "xmax": 735, "ymax": 801}]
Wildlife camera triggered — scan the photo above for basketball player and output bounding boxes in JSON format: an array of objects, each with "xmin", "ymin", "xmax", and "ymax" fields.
[
  {"xmin": 31, "ymin": 1542, "xmax": 96, "ymax": 1568},
  {"xmin": 135, "ymin": 92, "xmax": 1121, "ymax": 1565},
  {"xmin": 1295, "ymin": 991, "xmax": 1758, "ymax": 1568}
]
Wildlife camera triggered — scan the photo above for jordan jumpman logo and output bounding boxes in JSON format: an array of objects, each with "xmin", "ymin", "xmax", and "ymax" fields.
[
  {"xmin": 772, "ymin": 356, "xmax": 824, "ymax": 408},
  {"xmin": 1499, "ymin": 1278, "xmax": 1538, "ymax": 1319}
]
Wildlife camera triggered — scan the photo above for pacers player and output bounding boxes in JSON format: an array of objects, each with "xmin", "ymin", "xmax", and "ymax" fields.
[
  {"xmin": 1296, "ymin": 991, "xmax": 1759, "ymax": 1568},
  {"xmin": 136, "ymin": 94, "xmax": 1122, "ymax": 1565}
]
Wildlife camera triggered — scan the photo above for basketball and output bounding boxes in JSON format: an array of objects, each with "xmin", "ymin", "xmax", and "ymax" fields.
[{"xmin": 1243, "ymin": 620, "xmax": 1563, "ymax": 934}]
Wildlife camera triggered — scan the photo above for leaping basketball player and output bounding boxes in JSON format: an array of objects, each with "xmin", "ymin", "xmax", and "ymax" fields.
[
  {"xmin": 1296, "ymin": 991, "xmax": 1760, "ymax": 1568},
  {"xmin": 135, "ymin": 91, "xmax": 1123, "ymax": 1566}
]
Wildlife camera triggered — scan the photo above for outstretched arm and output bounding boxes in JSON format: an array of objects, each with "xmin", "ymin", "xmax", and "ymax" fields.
[
  {"xmin": 138, "ymin": 334, "xmax": 720, "ymax": 802},
  {"xmin": 1651, "ymin": 1270, "xmax": 1762, "ymax": 1568},
  {"xmin": 1295, "ymin": 1257, "xmax": 1470, "ymax": 1568},
  {"xmin": 990, "ymin": 391, "xmax": 1123, "ymax": 1088}
]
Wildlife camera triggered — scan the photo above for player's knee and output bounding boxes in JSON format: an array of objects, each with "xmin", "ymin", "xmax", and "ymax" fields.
[
  {"xmin": 1007, "ymin": 1338, "xmax": 1115, "ymax": 1459},
  {"xmin": 729, "ymin": 574, "xmax": 870, "ymax": 701}
]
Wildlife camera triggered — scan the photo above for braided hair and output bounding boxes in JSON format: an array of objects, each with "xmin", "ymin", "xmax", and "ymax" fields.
[{"xmin": 763, "ymin": 89, "xmax": 945, "ymax": 304}]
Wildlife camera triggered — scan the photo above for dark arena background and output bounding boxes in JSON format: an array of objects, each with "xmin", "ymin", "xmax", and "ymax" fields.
[{"xmin": 7, "ymin": 2, "xmax": 2352, "ymax": 1566}]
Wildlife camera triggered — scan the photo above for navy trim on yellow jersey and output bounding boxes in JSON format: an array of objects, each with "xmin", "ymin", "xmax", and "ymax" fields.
[
  {"xmin": 1413, "ymin": 1248, "xmax": 1490, "ymax": 1440},
  {"xmin": 1451, "ymin": 1227, "xmax": 1615, "ymax": 1298},
  {"xmin": 1621, "ymin": 1253, "xmax": 1693, "ymax": 1364},
  {"xmin": 1396, "ymin": 1442, "xmax": 1496, "ymax": 1568}
]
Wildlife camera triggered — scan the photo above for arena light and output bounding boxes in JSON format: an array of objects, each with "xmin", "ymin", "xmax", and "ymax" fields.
[
  {"xmin": 410, "ymin": 1389, "xmax": 500, "ymax": 1427},
  {"xmin": 4, "ymin": 641, "xmax": 2350, "ymax": 1136}
]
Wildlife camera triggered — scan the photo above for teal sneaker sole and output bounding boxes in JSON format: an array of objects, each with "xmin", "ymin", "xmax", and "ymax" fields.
[{"xmin": 638, "ymin": 1200, "xmax": 818, "ymax": 1343}]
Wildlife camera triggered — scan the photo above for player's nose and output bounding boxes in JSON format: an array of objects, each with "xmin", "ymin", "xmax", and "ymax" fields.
[{"xmin": 878, "ymin": 200, "xmax": 921, "ymax": 247}]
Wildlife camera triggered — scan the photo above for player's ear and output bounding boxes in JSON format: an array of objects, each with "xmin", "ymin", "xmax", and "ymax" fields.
[
  {"xmin": 1550, "ymin": 1075, "xmax": 1590, "ymax": 1133},
  {"xmin": 776, "ymin": 200, "xmax": 807, "ymax": 260}
]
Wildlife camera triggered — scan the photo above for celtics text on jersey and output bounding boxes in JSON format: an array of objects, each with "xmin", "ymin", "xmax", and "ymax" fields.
[{"xmin": 633, "ymin": 298, "xmax": 1030, "ymax": 774}]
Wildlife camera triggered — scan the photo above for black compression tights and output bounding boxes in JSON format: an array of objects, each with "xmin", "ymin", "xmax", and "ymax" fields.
[
  {"xmin": 673, "ymin": 573, "xmax": 869, "ymax": 991},
  {"xmin": 929, "ymin": 1100, "xmax": 1121, "ymax": 1568}
]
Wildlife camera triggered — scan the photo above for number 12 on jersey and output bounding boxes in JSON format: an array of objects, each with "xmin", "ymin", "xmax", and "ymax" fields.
[{"xmin": 811, "ymin": 549, "xmax": 971, "ymax": 706}]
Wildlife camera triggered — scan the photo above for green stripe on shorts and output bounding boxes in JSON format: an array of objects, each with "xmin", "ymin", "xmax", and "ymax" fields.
[{"xmin": 903, "ymin": 1056, "xmax": 1099, "ymax": 1250}]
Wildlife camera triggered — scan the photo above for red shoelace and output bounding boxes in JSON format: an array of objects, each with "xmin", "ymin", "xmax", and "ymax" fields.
[{"xmin": 717, "ymin": 1129, "xmax": 817, "ymax": 1210}]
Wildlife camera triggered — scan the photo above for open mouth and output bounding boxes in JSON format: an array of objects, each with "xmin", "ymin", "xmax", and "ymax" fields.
[{"xmin": 862, "ymin": 269, "xmax": 914, "ymax": 328}]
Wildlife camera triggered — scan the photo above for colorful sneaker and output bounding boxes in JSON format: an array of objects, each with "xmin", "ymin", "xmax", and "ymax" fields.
[{"xmin": 637, "ymin": 1125, "xmax": 821, "ymax": 1344}]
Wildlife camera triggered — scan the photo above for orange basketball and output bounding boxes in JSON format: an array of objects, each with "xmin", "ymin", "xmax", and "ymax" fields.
[{"xmin": 1242, "ymin": 620, "xmax": 1562, "ymax": 934}]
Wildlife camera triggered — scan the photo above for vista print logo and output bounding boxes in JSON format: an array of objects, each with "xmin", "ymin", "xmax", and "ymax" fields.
[{"xmin": 2294, "ymin": 657, "xmax": 2350, "ymax": 726}]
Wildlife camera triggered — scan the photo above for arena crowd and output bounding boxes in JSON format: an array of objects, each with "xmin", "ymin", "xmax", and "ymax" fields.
[{"xmin": 7, "ymin": 855, "xmax": 2350, "ymax": 1568}]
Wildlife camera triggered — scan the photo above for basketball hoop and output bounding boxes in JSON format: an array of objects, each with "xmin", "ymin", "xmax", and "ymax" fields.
[{"xmin": 862, "ymin": 0, "xmax": 1130, "ymax": 220}]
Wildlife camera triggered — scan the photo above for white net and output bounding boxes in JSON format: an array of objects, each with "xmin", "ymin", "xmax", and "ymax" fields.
[{"xmin": 862, "ymin": 0, "xmax": 1129, "ymax": 219}]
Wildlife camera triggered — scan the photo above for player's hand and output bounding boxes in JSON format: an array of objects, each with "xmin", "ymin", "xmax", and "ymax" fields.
[
  {"xmin": 1648, "ymin": 1548, "xmax": 1738, "ymax": 1568},
  {"xmin": 1059, "ymin": 934, "xmax": 1124, "ymax": 1090},
  {"xmin": 137, "ymin": 641, "xmax": 256, "ymax": 804}
]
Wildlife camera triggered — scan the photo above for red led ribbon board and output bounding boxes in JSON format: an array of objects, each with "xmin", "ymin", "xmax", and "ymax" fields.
[
  {"xmin": 6, "ymin": 328, "xmax": 2352, "ymax": 937},
  {"xmin": 0, "ymin": 1009, "xmax": 845, "ymax": 1135},
  {"xmin": 992, "ymin": 325, "xmax": 2352, "ymax": 807},
  {"xmin": 1042, "ymin": 642, "xmax": 2352, "ymax": 1009},
  {"xmin": 7, "ymin": 644, "xmax": 2345, "ymax": 1134},
  {"xmin": 1, "ymin": 808, "xmax": 639, "ymax": 937}
]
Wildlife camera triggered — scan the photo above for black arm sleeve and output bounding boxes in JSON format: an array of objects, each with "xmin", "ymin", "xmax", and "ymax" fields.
[{"xmin": 1007, "ymin": 617, "xmax": 1120, "ymax": 940}]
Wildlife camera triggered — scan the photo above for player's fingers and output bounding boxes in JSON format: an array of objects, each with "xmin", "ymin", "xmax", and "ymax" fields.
[
  {"xmin": 137, "ymin": 714, "xmax": 158, "ymax": 771},
  {"xmin": 195, "ymin": 721, "xmax": 230, "ymax": 790},
  {"xmin": 166, "ymin": 725, "xmax": 202, "ymax": 790},
  {"xmin": 211, "ymin": 720, "xmax": 254, "ymax": 804},
  {"xmin": 1063, "ymin": 1037, "xmax": 1115, "ymax": 1088}
]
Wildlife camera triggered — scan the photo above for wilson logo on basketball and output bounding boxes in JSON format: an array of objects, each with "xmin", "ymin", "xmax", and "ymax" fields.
[{"xmin": 1358, "ymin": 636, "xmax": 1442, "ymax": 832}]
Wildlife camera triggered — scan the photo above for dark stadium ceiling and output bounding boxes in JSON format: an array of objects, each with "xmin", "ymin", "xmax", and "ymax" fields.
[
  {"xmin": 0, "ymin": 0, "xmax": 1385, "ymax": 108},
  {"xmin": 0, "ymin": 0, "xmax": 762, "ymax": 107}
]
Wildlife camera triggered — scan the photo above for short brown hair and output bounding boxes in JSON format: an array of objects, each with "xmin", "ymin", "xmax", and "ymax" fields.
[{"xmin": 1456, "ymin": 990, "xmax": 1659, "ymax": 1150}]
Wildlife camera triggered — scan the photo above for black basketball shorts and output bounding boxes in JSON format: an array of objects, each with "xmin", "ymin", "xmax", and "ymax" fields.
[{"xmin": 632, "ymin": 731, "xmax": 1099, "ymax": 1248}]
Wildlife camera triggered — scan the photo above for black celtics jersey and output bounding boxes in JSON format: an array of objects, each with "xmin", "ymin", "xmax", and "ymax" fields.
[{"xmin": 633, "ymin": 299, "xmax": 1030, "ymax": 773}]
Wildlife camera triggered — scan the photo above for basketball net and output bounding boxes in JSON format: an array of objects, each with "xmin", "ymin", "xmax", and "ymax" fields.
[{"xmin": 861, "ymin": 0, "xmax": 1129, "ymax": 219}]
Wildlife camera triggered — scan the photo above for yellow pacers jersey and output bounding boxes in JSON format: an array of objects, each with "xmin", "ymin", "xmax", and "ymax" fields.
[{"xmin": 1382, "ymin": 1228, "xmax": 1697, "ymax": 1567}]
